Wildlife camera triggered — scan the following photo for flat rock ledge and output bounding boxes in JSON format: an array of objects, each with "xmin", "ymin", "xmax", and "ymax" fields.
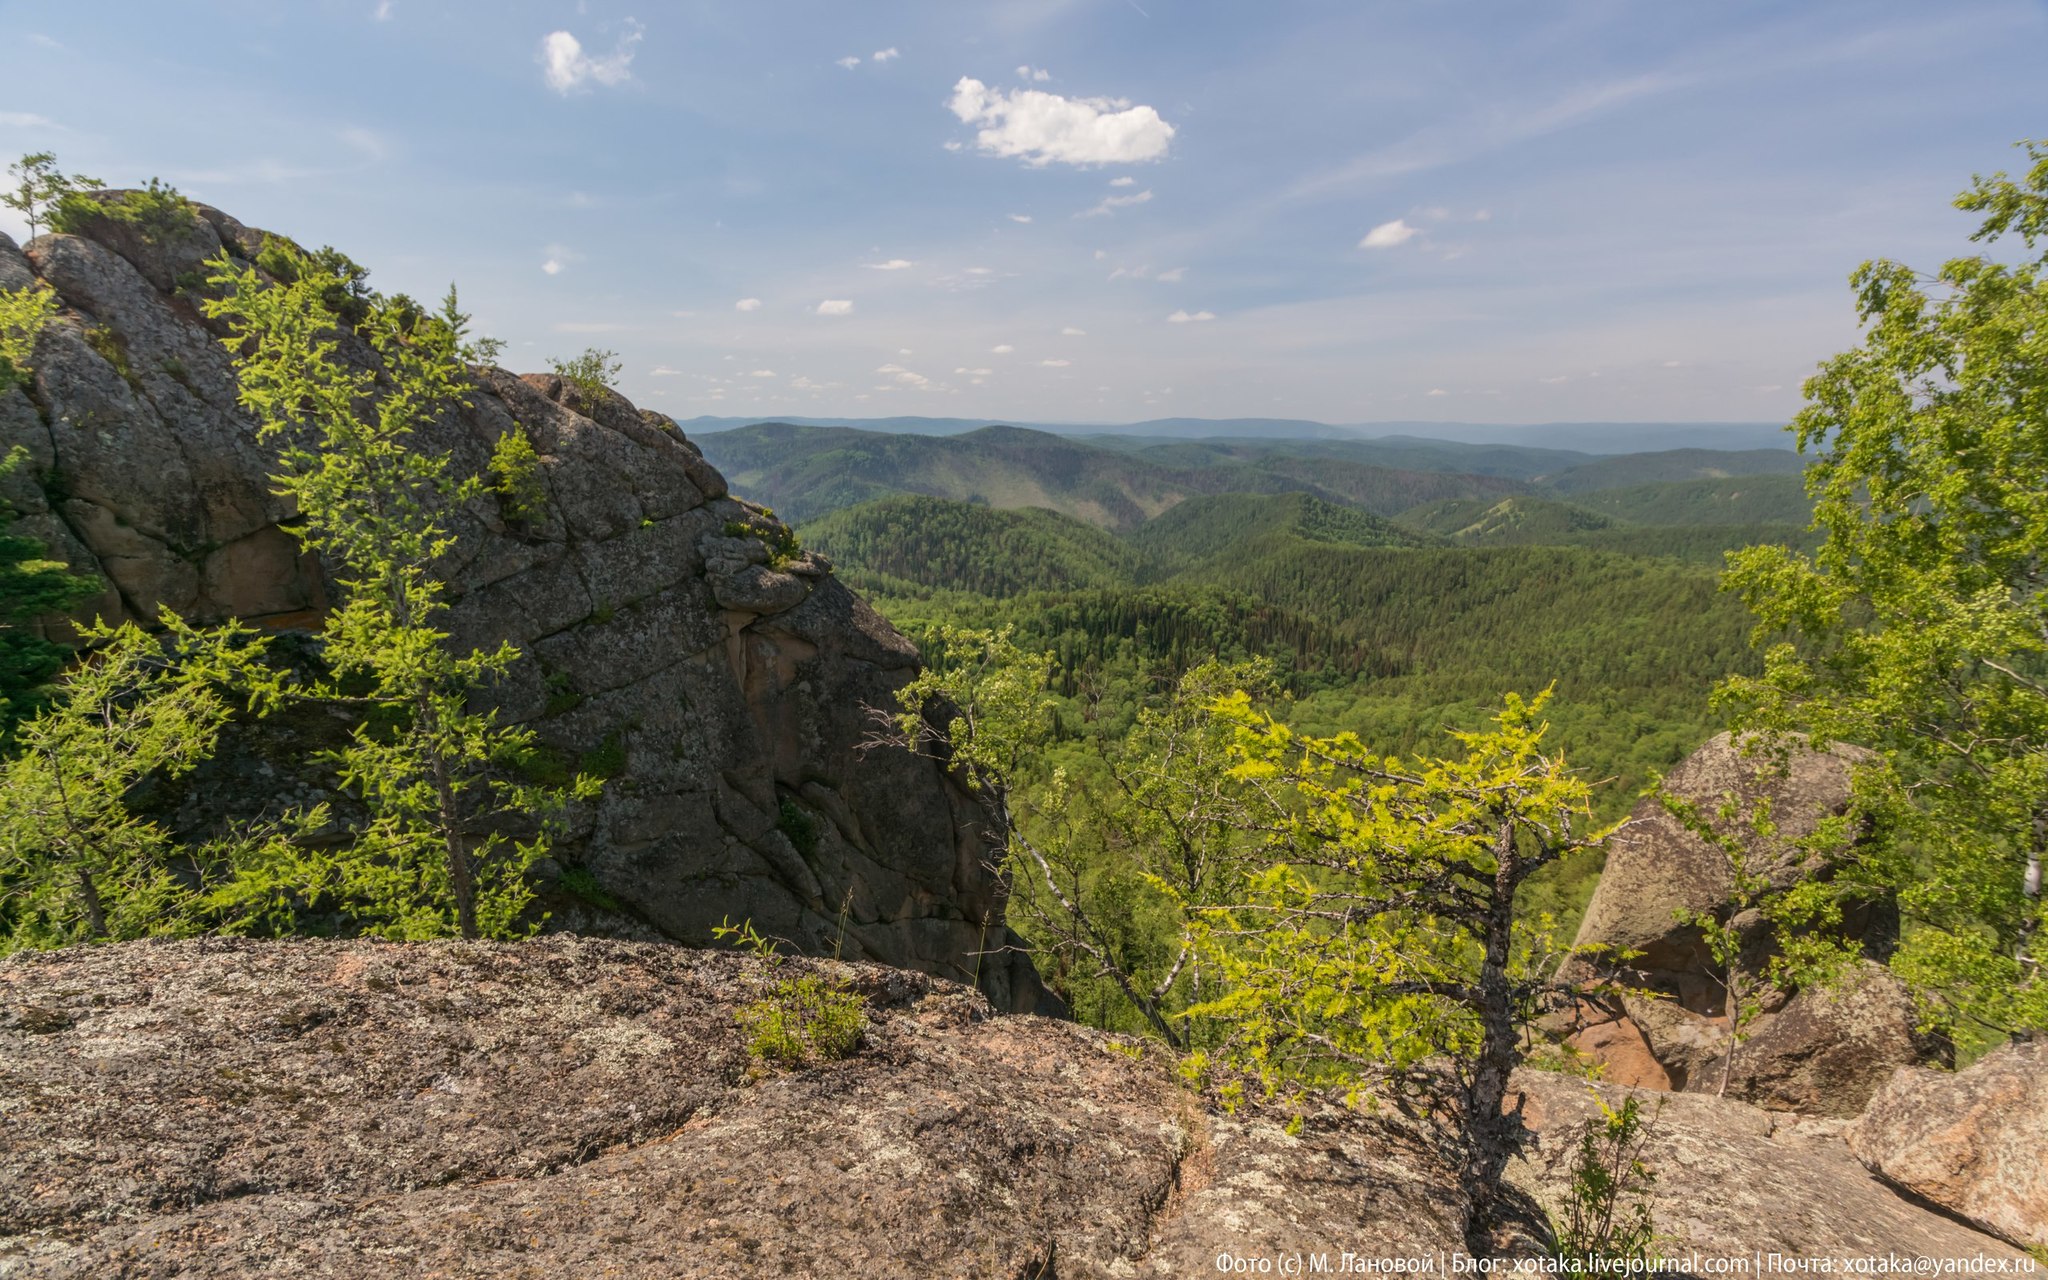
[{"xmin": 1, "ymin": 939, "xmax": 2027, "ymax": 1278}]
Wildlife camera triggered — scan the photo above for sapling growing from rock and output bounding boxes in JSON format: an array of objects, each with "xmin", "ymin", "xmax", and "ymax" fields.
[{"xmin": 203, "ymin": 248, "xmax": 597, "ymax": 940}]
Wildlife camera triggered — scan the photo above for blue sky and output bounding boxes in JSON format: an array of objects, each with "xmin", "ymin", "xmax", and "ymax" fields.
[{"xmin": 2, "ymin": 0, "xmax": 2044, "ymax": 426}]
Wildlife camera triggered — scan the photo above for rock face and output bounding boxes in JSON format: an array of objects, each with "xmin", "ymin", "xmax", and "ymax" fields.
[
  {"xmin": 0, "ymin": 937, "xmax": 1467, "ymax": 1276},
  {"xmin": 1, "ymin": 938, "xmax": 2024, "ymax": 1276},
  {"xmin": 1508, "ymin": 1071, "xmax": 2031, "ymax": 1262},
  {"xmin": 0, "ymin": 200, "xmax": 1043, "ymax": 1011},
  {"xmin": 1847, "ymin": 1039, "xmax": 2048, "ymax": 1249},
  {"xmin": 1555, "ymin": 733, "xmax": 1942, "ymax": 1115}
]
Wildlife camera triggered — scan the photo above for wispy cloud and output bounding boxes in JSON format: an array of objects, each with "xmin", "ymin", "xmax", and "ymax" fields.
[
  {"xmin": 1015, "ymin": 65, "xmax": 1053, "ymax": 82},
  {"xmin": 1081, "ymin": 188, "xmax": 1153, "ymax": 218},
  {"xmin": 836, "ymin": 55, "xmax": 861, "ymax": 69},
  {"xmin": 1157, "ymin": 266, "xmax": 1186, "ymax": 283},
  {"xmin": 1166, "ymin": 309, "xmax": 1216, "ymax": 323},
  {"xmin": 863, "ymin": 258, "xmax": 915, "ymax": 270},
  {"xmin": 1359, "ymin": 218, "xmax": 1419, "ymax": 249},
  {"xmin": 538, "ymin": 20, "xmax": 643, "ymax": 95},
  {"xmin": 1061, "ymin": 326, "xmax": 1087, "ymax": 336},
  {"xmin": 947, "ymin": 77, "xmax": 1175, "ymax": 167},
  {"xmin": 1040, "ymin": 358, "xmax": 1071, "ymax": 367},
  {"xmin": 873, "ymin": 47, "xmax": 900, "ymax": 62},
  {"xmin": 1009, "ymin": 213, "xmax": 1034, "ymax": 223},
  {"xmin": 0, "ymin": 113, "xmax": 57, "ymax": 129},
  {"xmin": 734, "ymin": 297, "xmax": 762, "ymax": 311},
  {"xmin": 1285, "ymin": 73, "xmax": 1673, "ymax": 204},
  {"xmin": 816, "ymin": 299, "xmax": 855, "ymax": 316},
  {"xmin": 552, "ymin": 322, "xmax": 628, "ymax": 333},
  {"xmin": 991, "ymin": 344, "xmax": 1015, "ymax": 354}
]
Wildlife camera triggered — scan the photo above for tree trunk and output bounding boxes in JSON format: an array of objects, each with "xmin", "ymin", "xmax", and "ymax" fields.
[
  {"xmin": 75, "ymin": 868, "xmax": 107, "ymax": 940},
  {"xmin": 1461, "ymin": 819, "xmax": 1522, "ymax": 1253},
  {"xmin": 421, "ymin": 697, "xmax": 478, "ymax": 940}
]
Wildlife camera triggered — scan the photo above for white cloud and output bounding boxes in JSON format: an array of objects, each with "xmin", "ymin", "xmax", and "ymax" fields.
[
  {"xmin": 1538, "ymin": 375, "xmax": 1569, "ymax": 385},
  {"xmin": 748, "ymin": 369, "xmax": 776, "ymax": 378},
  {"xmin": 735, "ymin": 297, "xmax": 762, "ymax": 311},
  {"xmin": 874, "ymin": 47, "xmax": 900, "ymax": 62},
  {"xmin": 991, "ymin": 344, "xmax": 1015, "ymax": 354},
  {"xmin": 1662, "ymin": 360, "xmax": 1684, "ymax": 368},
  {"xmin": 1040, "ymin": 358, "xmax": 1071, "ymax": 367},
  {"xmin": 946, "ymin": 77, "xmax": 1175, "ymax": 167},
  {"xmin": 1081, "ymin": 188, "xmax": 1153, "ymax": 218},
  {"xmin": 954, "ymin": 367, "xmax": 994, "ymax": 376},
  {"xmin": 541, "ymin": 258, "xmax": 565, "ymax": 275},
  {"xmin": 1009, "ymin": 213, "xmax": 1033, "ymax": 223},
  {"xmin": 1359, "ymin": 218, "xmax": 1420, "ymax": 249},
  {"xmin": 836, "ymin": 55, "xmax": 861, "ymax": 69},
  {"xmin": 553, "ymin": 322, "xmax": 627, "ymax": 333},
  {"xmin": 372, "ymin": 0, "xmax": 393, "ymax": 19},
  {"xmin": 864, "ymin": 258, "xmax": 915, "ymax": 270},
  {"xmin": 1109, "ymin": 175, "xmax": 1135, "ymax": 187},
  {"xmin": 1061, "ymin": 326, "xmax": 1086, "ymax": 336},
  {"xmin": 1157, "ymin": 266, "xmax": 1186, "ymax": 283},
  {"xmin": 876, "ymin": 362, "xmax": 929, "ymax": 387},
  {"xmin": 1166, "ymin": 309, "xmax": 1215, "ymax": 323},
  {"xmin": 1474, "ymin": 209, "xmax": 1493, "ymax": 222},
  {"xmin": 1016, "ymin": 65, "xmax": 1052, "ymax": 82},
  {"xmin": 965, "ymin": 266, "xmax": 994, "ymax": 275},
  {"xmin": 1426, "ymin": 388, "xmax": 1448, "ymax": 397},
  {"xmin": 816, "ymin": 299, "xmax": 855, "ymax": 316},
  {"xmin": 651, "ymin": 366, "xmax": 684, "ymax": 377},
  {"xmin": 539, "ymin": 21, "xmax": 642, "ymax": 95},
  {"xmin": 0, "ymin": 112, "xmax": 56, "ymax": 129}
]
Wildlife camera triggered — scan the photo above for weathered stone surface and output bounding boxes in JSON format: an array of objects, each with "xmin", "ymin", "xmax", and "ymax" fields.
[
  {"xmin": 0, "ymin": 940, "xmax": 2022, "ymax": 1276},
  {"xmin": 0, "ymin": 198, "xmax": 1045, "ymax": 1013},
  {"xmin": 1555, "ymin": 733, "xmax": 1939, "ymax": 1114},
  {"xmin": 1572, "ymin": 731, "xmax": 1882, "ymax": 980},
  {"xmin": 1847, "ymin": 1039, "xmax": 2048, "ymax": 1249},
  {"xmin": 0, "ymin": 937, "xmax": 1467, "ymax": 1277},
  {"xmin": 1509, "ymin": 1069, "xmax": 2032, "ymax": 1260}
]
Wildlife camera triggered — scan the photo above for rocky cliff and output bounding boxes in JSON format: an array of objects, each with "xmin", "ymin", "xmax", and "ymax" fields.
[
  {"xmin": 0, "ymin": 197, "xmax": 1043, "ymax": 1012},
  {"xmin": 0, "ymin": 938, "xmax": 2028, "ymax": 1276},
  {"xmin": 1554, "ymin": 733, "xmax": 1943, "ymax": 1116}
]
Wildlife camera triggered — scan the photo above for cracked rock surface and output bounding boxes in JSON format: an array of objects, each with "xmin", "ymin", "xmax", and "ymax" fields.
[
  {"xmin": 0, "ymin": 201, "xmax": 1042, "ymax": 1013},
  {"xmin": 0, "ymin": 937, "xmax": 1466, "ymax": 1278}
]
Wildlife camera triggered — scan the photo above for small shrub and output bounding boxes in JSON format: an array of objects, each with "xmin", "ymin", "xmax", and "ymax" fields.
[
  {"xmin": 579, "ymin": 733, "xmax": 626, "ymax": 780},
  {"xmin": 0, "ymin": 282, "xmax": 59, "ymax": 391},
  {"xmin": 52, "ymin": 177, "xmax": 194, "ymax": 246},
  {"xmin": 549, "ymin": 347, "xmax": 621, "ymax": 411},
  {"xmin": 722, "ymin": 513, "xmax": 803, "ymax": 568},
  {"xmin": 777, "ymin": 796, "xmax": 819, "ymax": 858},
  {"xmin": 541, "ymin": 671, "xmax": 582, "ymax": 717},
  {"xmin": 490, "ymin": 427, "xmax": 546, "ymax": 524},
  {"xmin": 558, "ymin": 866, "xmax": 621, "ymax": 912},
  {"xmin": 1551, "ymin": 1093, "xmax": 1661, "ymax": 1268},
  {"xmin": 253, "ymin": 236, "xmax": 375, "ymax": 328},
  {"xmin": 714, "ymin": 917, "xmax": 866, "ymax": 1067},
  {"xmin": 84, "ymin": 326, "xmax": 141, "ymax": 391},
  {"xmin": 514, "ymin": 742, "xmax": 575, "ymax": 786}
]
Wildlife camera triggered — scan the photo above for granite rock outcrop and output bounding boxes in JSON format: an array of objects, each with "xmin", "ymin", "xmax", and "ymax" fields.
[{"xmin": 0, "ymin": 197, "xmax": 1043, "ymax": 1011}]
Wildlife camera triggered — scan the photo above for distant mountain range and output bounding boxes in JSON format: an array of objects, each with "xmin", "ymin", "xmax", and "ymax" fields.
[
  {"xmin": 676, "ymin": 414, "xmax": 1797, "ymax": 455},
  {"xmin": 694, "ymin": 422, "xmax": 1807, "ymax": 532}
]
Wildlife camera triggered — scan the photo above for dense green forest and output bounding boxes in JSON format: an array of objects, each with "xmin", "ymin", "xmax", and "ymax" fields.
[{"xmin": 698, "ymin": 421, "xmax": 1806, "ymax": 529}]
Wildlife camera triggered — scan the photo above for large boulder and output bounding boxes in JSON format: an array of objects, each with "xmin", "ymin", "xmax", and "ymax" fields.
[
  {"xmin": 0, "ymin": 201, "xmax": 1045, "ymax": 1012},
  {"xmin": 1554, "ymin": 733, "xmax": 1942, "ymax": 1115},
  {"xmin": 1508, "ymin": 1069, "xmax": 2030, "ymax": 1260},
  {"xmin": 1847, "ymin": 1039, "xmax": 2048, "ymax": 1249}
]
